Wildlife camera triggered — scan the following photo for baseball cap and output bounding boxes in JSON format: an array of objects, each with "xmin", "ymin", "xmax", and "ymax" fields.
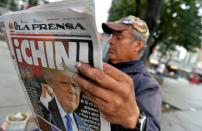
[{"xmin": 102, "ymin": 15, "xmax": 150, "ymax": 41}]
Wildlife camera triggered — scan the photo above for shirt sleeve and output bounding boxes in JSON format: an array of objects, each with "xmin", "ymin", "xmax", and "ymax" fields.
[
  {"xmin": 111, "ymin": 73, "xmax": 161, "ymax": 131},
  {"xmin": 134, "ymin": 74, "xmax": 161, "ymax": 131}
]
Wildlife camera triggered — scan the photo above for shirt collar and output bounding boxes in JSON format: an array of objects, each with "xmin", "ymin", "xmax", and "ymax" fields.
[
  {"xmin": 54, "ymin": 94, "xmax": 78, "ymax": 131},
  {"xmin": 55, "ymin": 96, "xmax": 67, "ymax": 118}
]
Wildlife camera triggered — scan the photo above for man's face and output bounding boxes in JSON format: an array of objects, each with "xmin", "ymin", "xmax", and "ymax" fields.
[
  {"xmin": 108, "ymin": 29, "xmax": 139, "ymax": 64},
  {"xmin": 48, "ymin": 71, "xmax": 81, "ymax": 113}
]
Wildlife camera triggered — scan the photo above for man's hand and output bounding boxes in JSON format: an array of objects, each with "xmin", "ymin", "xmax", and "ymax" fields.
[{"xmin": 73, "ymin": 62, "xmax": 140, "ymax": 129}]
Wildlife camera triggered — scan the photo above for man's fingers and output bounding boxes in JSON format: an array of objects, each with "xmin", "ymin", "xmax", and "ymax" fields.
[
  {"xmin": 75, "ymin": 62, "xmax": 119, "ymax": 90},
  {"xmin": 83, "ymin": 91, "xmax": 107, "ymax": 112},
  {"xmin": 101, "ymin": 113, "xmax": 117, "ymax": 124},
  {"xmin": 103, "ymin": 63, "xmax": 129, "ymax": 81},
  {"xmin": 74, "ymin": 62, "xmax": 133, "ymax": 95},
  {"xmin": 73, "ymin": 74, "xmax": 111, "ymax": 102}
]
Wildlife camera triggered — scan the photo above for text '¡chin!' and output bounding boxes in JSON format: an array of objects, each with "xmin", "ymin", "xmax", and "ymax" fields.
[{"xmin": 12, "ymin": 38, "xmax": 92, "ymax": 70}]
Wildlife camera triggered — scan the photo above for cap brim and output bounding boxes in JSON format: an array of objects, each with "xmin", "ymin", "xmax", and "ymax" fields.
[{"xmin": 102, "ymin": 22, "xmax": 131, "ymax": 34}]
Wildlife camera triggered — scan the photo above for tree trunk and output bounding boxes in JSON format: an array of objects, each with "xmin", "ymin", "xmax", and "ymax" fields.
[
  {"xmin": 142, "ymin": 0, "xmax": 163, "ymax": 64},
  {"xmin": 144, "ymin": 0, "xmax": 162, "ymax": 34},
  {"xmin": 135, "ymin": 0, "xmax": 141, "ymax": 17},
  {"xmin": 148, "ymin": 34, "xmax": 162, "ymax": 60}
]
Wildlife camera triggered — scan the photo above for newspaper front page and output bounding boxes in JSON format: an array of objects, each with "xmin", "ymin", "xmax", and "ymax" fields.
[{"xmin": 1, "ymin": 0, "xmax": 110, "ymax": 131}]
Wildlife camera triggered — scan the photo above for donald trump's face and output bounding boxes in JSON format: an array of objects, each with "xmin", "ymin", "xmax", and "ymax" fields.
[{"xmin": 44, "ymin": 69, "xmax": 80, "ymax": 113}]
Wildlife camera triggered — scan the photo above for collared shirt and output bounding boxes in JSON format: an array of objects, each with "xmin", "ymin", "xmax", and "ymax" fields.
[
  {"xmin": 40, "ymin": 85, "xmax": 54, "ymax": 110},
  {"xmin": 55, "ymin": 97, "xmax": 78, "ymax": 131},
  {"xmin": 110, "ymin": 60, "xmax": 161, "ymax": 131}
]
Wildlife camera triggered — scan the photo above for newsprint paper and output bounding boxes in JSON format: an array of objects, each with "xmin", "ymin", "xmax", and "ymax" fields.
[{"xmin": 0, "ymin": 0, "xmax": 110, "ymax": 131}]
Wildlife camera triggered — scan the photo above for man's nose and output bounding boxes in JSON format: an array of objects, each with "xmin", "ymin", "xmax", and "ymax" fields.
[
  {"xmin": 108, "ymin": 35, "xmax": 115, "ymax": 45},
  {"xmin": 67, "ymin": 85, "xmax": 74, "ymax": 94},
  {"xmin": 70, "ymin": 85, "xmax": 79, "ymax": 94}
]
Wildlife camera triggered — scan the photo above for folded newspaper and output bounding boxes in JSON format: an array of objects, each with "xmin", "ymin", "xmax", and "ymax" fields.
[{"xmin": 0, "ymin": 0, "xmax": 110, "ymax": 130}]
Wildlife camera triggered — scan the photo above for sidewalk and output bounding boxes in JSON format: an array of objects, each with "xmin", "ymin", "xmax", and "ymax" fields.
[
  {"xmin": 162, "ymin": 77, "xmax": 202, "ymax": 110},
  {"xmin": 161, "ymin": 77, "xmax": 202, "ymax": 131},
  {"xmin": 0, "ymin": 40, "xmax": 30, "ymax": 125}
]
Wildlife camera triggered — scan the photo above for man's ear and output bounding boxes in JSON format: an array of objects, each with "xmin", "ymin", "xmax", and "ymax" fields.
[{"xmin": 132, "ymin": 40, "xmax": 144, "ymax": 52}]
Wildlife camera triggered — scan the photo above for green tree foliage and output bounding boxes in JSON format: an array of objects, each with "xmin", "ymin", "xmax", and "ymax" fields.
[
  {"xmin": 108, "ymin": 0, "xmax": 202, "ymax": 60},
  {"xmin": 27, "ymin": 0, "xmax": 38, "ymax": 7},
  {"xmin": 108, "ymin": 0, "xmax": 136, "ymax": 21},
  {"xmin": 0, "ymin": 0, "xmax": 18, "ymax": 11},
  {"xmin": 157, "ymin": 0, "xmax": 202, "ymax": 52},
  {"xmin": 0, "ymin": 0, "xmax": 39, "ymax": 11},
  {"xmin": 108, "ymin": 0, "xmax": 147, "ymax": 20}
]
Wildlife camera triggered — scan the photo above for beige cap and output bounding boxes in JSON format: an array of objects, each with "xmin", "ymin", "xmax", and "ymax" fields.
[{"xmin": 102, "ymin": 15, "xmax": 150, "ymax": 41}]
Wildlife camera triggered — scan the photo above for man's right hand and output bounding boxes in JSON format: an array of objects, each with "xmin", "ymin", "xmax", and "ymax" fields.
[{"xmin": 73, "ymin": 62, "xmax": 140, "ymax": 129}]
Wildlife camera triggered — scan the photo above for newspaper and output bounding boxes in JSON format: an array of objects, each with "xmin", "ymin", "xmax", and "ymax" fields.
[{"xmin": 0, "ymin": 0, "xmax": 110, "ymax": 131}]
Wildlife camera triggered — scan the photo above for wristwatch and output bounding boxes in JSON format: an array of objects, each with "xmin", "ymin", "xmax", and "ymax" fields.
[
  {"xmin": 126, "ymin": 111, "xmax": 147, "ymax": 131},
  {"xmin": 136, "ymin": 112, "xmax": 147, "ymax": 131}
]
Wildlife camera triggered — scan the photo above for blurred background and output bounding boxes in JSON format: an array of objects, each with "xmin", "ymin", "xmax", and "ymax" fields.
[{"xmin": 0, "ymin": 0, "xmax": 202, "ymax": 131}]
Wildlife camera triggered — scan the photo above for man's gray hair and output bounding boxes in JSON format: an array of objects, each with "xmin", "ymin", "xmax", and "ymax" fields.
[
  {"xmin": 131, "ymin": 29, "xmax": 148, "ymax": 58},
  {"xmin": 131, "ymin": 29, "xmax": 147, "ymax": 43}
]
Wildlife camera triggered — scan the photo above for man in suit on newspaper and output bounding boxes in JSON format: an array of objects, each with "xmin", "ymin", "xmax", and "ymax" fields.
[{"xmin": 40, "ymin": 68, "xmax": 90, "ymax": 131}]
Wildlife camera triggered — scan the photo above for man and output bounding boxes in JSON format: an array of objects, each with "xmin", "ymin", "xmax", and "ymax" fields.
[
  {"xmin": 43, "ymin": 68, "xmax": 89, "ymax": 131},
  {"xmin": 73, "ymin": 15, "xmax": 161, "ymax": 131}
]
